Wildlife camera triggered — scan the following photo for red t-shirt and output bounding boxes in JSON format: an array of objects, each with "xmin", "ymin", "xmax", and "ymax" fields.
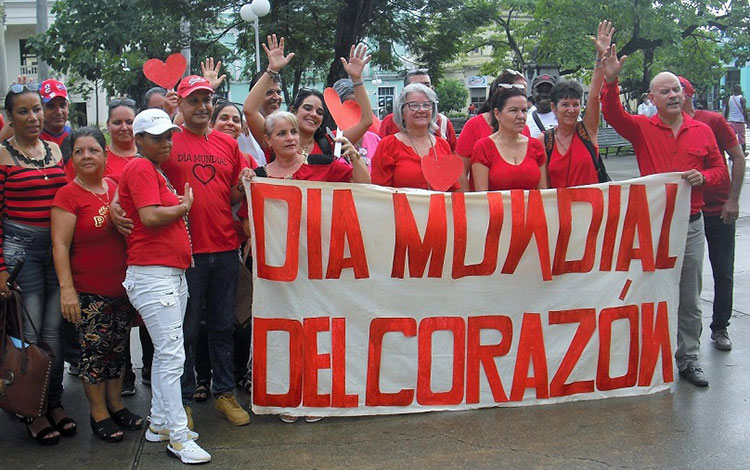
[
  {"xmin": 547, "ymin": 132, "xmax": 600, "ymax": 188},
  {"xmin": 40, "ymin": 126, "xmax": 70, "ymax": 148},
  {"xmin": 118, "ymin": 158, "xmax": 192, "ymax": 269},
  {"xmin": 471, "ymin": 137, "xmax": 545, "ymax": 190},
  {"xmin": 52, "ymin": 179, "xmax": 127, "ymax": 297},
  {"xmin": 601, "ymin": 81, "xmax": 728, "ymax": 215},
  {"xmin": 379, "ymin": 113, "xmax": 457, "ymax": 151},
  {"xmin": 371, "ymin": 135, "xmax": 460, "ymax": 190},
  {"xmin": 692, "ymin": 110, "xmax": 739, "ymax": 216},
  {"xmin": 162, "ymin": 127, "xmax": 247, "ymax": 254}
]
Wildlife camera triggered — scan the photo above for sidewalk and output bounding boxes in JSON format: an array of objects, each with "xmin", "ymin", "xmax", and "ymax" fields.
[{"xmin": 2, "ymin": 152, "xmax": 749, "ymax": 469}]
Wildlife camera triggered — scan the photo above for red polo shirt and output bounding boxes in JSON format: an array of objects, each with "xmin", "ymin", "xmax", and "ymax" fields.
[
  {"xmin": 691, "ymin": 110, "xmax": 739, "ymax": 216},
  {"xmin": 601, "ymin": 81, "xmax": 727, "ymax": 215}
]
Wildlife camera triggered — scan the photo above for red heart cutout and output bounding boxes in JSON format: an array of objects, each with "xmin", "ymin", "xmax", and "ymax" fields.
[
  {"xmin": 421, "ymin": 151, "xmax": 462, "ymax": 191},
  {"xmin": 323, "ymin": 87, "xmax": 361, "ymax": 130},
  {"xmin": 143, "ymin": 53, "xmax": 188, "ymax": 89}
]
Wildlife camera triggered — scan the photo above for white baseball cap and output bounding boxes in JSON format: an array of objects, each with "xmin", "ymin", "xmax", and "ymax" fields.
[{"xmin": 133, "ymin": 108, "xmax": 182, "ymax": 136}]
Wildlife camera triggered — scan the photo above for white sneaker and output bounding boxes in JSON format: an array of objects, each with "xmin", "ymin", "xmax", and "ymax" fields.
[
  {"xmin": 146, "ymin": 425, "xmax": 199, "ymax": 442},
  {"xmin": 167, "ymin": 439, "xmax": 212, "ymax": 464},
  {"xmin": 279, "ymin": 414, "xmax": 298, "ymax": 423}
]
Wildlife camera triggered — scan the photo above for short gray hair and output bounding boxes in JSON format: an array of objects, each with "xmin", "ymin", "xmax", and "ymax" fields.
[
  {"xmin": 392, "ymin": 83, "xmax": 439, "ymax": 133},
  {"xmin": 264, "ymin": 111, "xmax": 298, "ymax": 136}
]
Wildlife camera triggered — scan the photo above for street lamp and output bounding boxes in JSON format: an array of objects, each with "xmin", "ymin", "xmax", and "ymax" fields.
[{"xmin": 241, "ymin": 0, "xmax": 271, "ymax": 74}]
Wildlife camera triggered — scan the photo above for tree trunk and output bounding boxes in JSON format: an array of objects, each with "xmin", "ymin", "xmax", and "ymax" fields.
[
  {"xmin": 641, "ymin": 48, "xmax": 654, "ymax": 93},
  {"xmin": 325, "ymin": 1, "xmax": 374, "ymax": 87}
]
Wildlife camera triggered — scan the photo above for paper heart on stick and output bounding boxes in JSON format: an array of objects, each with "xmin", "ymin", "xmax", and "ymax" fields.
[
  {"xmin": 143, "ymin": 53, "xmax": 187, "ymax": 89},
  {"xmin": 323, "ymin": 87, "xmax": 362, "ymax": 130},
  {"xmin": 421, "ymin": 151, "xmax": 462, "ymax": 191}
]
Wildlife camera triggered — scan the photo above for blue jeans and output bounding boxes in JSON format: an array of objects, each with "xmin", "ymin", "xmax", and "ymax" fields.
[
  {"xmin": 2, "ymin": 220, "xmax": 63, "ymax": 408},
  {"xmin": 124, "ymin": 265, "xmax": 191, "ymax": 443},
  {"xmin": 703, "ymin": 214, "xmax": 735, "ymax": 332},
  {"xmin": 181, "ymin": 250, "xmax": 239, "ymax": 404}
]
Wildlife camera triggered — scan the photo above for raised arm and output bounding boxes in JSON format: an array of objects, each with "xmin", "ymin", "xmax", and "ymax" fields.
[
  {"xmin": 583, "ymin": 20, "xmax": 614, "ymax": 143},
  {"xmin": 243, "ymin": 35, "xmax": 295, "ymax": 146},
  {"xmin": 340, "ymin": 44, "xmax": 374, "ymax": 144}
]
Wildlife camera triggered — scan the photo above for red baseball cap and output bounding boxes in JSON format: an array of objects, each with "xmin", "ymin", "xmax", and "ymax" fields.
[
  {"xmin": 678, "ymin": 76, "xmax": 694, "ymax": 97},
  {"xmin": 40, "ymin": 79, "xmax": 68, "ymax": 103},
  {"xmin": 177, "ymin": 75, "xmax": 213, "ymax": 98}
]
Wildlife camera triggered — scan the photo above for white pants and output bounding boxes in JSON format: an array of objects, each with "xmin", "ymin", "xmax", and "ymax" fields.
[
  {"xmin": 124, "ymin": 265, "xmax": 190, "ymax": 443},
  {"xmin": 675, "ymin": 217, "xmax": 705, "ymax": 370}
]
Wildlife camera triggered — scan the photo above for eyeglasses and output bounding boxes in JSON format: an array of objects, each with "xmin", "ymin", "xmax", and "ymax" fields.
[
  {"xmin": 403, "ymin": 101, "xmax": 435, "ymax": 111},
  {"xmin": 497, "ymin": 83, "xmax": 526, "ymax": 90},
  {"xmin": 9, "ymin": 83, "xmax": 41, "ymax": 93},
  {"xmin": 109, "ymin": 98, "xmax": 136, "ymax": 108}
]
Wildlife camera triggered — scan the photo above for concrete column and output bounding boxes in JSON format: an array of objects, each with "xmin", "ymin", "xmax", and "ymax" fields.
[{"xmin": 35, "ymin": 0, "xmax": 49, "ymax": 80}]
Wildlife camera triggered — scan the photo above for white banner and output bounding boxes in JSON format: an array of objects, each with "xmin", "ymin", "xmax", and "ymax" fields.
[{"xmin": 247, "ymin": 174, "xmax": 689, "ymax": 417}]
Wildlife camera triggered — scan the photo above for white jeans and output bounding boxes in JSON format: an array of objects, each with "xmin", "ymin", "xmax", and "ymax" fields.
[{"xmin": 124, "ymin": 265, "xmax": 190, "ymax": 443}]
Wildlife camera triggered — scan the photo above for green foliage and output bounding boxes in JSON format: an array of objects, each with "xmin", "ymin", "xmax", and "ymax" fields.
[
  {"xmin": 435, "ymin": 79, "xmax": 469, "ymax": 113},
  {"xmin": 29, "ymin": 0, "xmax": 235, "ymax": 101}
]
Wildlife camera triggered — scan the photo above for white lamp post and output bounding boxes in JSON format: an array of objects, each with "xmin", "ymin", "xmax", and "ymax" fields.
[{"xmin": 241, "ymin": 0, "xmax": 271, "ymax": 74}]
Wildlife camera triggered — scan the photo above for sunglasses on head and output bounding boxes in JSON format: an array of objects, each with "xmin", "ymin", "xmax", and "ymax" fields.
[
  {"xmin": 504, "ymin": 69, "xmax": 523, "ymax": 76},
  {"xmin": 497, "ymin": 83, "xmax": 526, "ymax": 90},
  {"xmin": 9, "ymin": 83, "xmax": 41, "ymax": 93},
  {"xmin": 109, "ymin": 98, "xmax": 136, "ymax": 108}
]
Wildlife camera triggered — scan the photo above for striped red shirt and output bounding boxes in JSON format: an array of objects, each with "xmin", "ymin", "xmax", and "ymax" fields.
[{"xmin": 0, "ymin": 162, "xmax": 66, "ymax": 270}]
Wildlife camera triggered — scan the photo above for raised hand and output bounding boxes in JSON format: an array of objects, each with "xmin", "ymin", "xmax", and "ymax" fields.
[
  {"xmin": 592, "ymin": 20, "xmax": 615, "ymax": 57},
  {"xmin": 201, "ymin": 57, "xmax": 226, "ymax": 90},
  {"xmin": 601, "ymin": 44, "xmax": 627, "ymax": 84},
  {"xmin": 340, "ymin": 44, "xmax": 371, "ymax": 81},
  {"xmin": 262, "ymin": 34, "xmax": 295, "ymax": 73}
]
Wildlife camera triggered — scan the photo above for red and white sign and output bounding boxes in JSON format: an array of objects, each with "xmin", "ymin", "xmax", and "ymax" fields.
[{"xmin": 246, "ymin": 174, "xmax": 689, "ymax": 417}]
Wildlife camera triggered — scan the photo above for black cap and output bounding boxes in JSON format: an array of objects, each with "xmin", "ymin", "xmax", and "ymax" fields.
[{"xmin": 532, "ymin": 75, "xmax": 556, "ymax": 89}]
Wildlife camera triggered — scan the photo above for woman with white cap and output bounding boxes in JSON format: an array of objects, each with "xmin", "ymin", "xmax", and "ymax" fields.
[{"xmin": 117, "ymin": 108, "xmax": 209, "ymax": 464}]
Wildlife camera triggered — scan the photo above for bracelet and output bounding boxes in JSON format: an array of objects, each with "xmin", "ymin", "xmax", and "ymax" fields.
[
  {"xmin": 237, "ymin": 182, "xmax": 246, "ymax": 194},
  {"xmin": 265, "ymin": 69, "xmax": 279, "ymax": 78},
  {"xmin": 351, "ymin": 80, "xmax": 364, "ymax": 87},
  {"xmin": 181, "ymin": 203, "xmax": 190, "ymax": 215}
]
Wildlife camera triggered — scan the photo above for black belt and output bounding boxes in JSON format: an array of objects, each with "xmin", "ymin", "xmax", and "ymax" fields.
[{"xmin": 689, "ymin": 213, "xmax": 702, "ymax": 222}]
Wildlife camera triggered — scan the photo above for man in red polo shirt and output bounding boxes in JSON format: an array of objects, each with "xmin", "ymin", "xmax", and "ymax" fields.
[
  {"xmin": 679, "ymin": 76, "xmax": 744, "ymax": 351},
  {"xmin": 162, "ymin": 75, "xmax": 252, "ymax": 428},
  {"xmin": 379, "ymin": 69, "xmax": 457, "ymax": 151},
  {"xmin": 600, "ymin": 46, "xmax": 728, "ymax": 387}
]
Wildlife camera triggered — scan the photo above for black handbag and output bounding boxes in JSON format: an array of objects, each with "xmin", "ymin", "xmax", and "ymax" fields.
[{"xmin": 0, "ymin": 288, "xmax": 54, "ymax": 418}]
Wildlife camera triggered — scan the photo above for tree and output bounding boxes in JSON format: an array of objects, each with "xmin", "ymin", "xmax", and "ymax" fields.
[
  {"xmin": 29, "ymin": 0, "xmax": 235, "ymax": 103},
  {"xmin": 435, "ymin": 79, "xmax": 469, "ymax": 113}
]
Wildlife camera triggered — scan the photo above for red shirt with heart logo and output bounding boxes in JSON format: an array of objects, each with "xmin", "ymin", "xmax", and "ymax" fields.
[
  {"xmin": 371, "ymin": 135, "xmax": 460, "ymax": 191},
  {"xmin": 162, "ymin": 127, "xmax": 248, "ymax": 254}
]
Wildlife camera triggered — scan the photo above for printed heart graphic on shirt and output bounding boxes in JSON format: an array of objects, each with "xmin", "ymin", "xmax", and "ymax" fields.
[
  {"xmin": 323, "ymin": 87, "xmax": 361, "ymax": 130},
  {"xmin": 143, "ymin": 53, "xmax": 187, "ymax": 89},
  {"xmin": 192, "ymin": 164, "xmax": 216, "ymax": 185},
  {"xmin": 421, "ymin": 152, "xmax": 462, "ymax": 191}
]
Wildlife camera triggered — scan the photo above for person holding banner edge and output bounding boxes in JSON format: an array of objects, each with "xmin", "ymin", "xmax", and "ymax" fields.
[{"xmin": 600, "ymin": 41, "xmax": 728, "ymax": 387}]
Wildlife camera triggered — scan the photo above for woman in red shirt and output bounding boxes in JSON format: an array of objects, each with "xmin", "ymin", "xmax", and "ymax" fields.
[
  {"xmin": 243, "ymin": 35, "xmax": 373, "ymax": 160},
  {"xmin": 0, "ymin": 83, "xmax": 71, "ymax": 445},
  {"xmin": 51, "ymin": 127, "xmax": 143, "ymax": 442},
  {"xmin": 371, "ymin": 83, "xmax": 463, "ymax": 190},
  {"xmin": 457, "ymin": 69, "xmax": 530, "ymax": 188},
  {"xmin": 118, "ymin": 109, "xmax": 210, "ymax": 463},
  {"xmin": 471, "ymin": 86, "xmax": 548, "ymax": 191},
  {"xmin": 540, "ymin": 20, "xmax": 612, "ymax": 188}
]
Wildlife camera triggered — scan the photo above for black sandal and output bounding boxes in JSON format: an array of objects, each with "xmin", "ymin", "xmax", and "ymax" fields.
[
  {"xmin": 107, "ymin": 407, "xmax": 143, "ymax": 430},
  {"xmin": 193, "ymin": 382, "xmax": 210, "ymax": 402},
  {"xmin": 237, "ymin": 376, "xmax": 252, "ymax": 394},
  {"xmin": 24, "ymin": 417, "xmax": 60, "ymax": 446},
  {"xmin": 90, "ymin": 416, "xmax": 123, "ymax": 442},
  {"xmin": 47, "ymin": 406, "xmax": 77, "ymax": 436}
]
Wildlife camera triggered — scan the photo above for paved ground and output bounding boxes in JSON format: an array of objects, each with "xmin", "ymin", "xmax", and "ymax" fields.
[{"xmin": 2, "ymin": 151, "xmax": 750, "ymax": 469}]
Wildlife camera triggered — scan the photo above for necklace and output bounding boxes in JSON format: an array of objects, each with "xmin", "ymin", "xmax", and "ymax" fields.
[
  {"xmin": 554, "ymin": 129, "xmax": 573, "ymax": 155},
  {"xmin": 3, "ymin": 138, "xmax": 54, "ymax": 176},
  {"xmin": 299, "ymin": 139, "xmax": 314, "ymax": 158},
  {"xmin": 404, "ymin": 131, "xmax": 437, "ymax": 160},
  {"xmin": 75, "ymin": 177, "xmax": 110, "ymax": 210},
  {"xmin": 267, "ymin": 153, "xmax": 306, "ymax": 179}
]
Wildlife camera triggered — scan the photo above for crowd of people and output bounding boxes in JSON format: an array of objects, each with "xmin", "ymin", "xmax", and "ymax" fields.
[{"xmin": 0, "ymin": 19, "xmax": 746, "ymax": 465}]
